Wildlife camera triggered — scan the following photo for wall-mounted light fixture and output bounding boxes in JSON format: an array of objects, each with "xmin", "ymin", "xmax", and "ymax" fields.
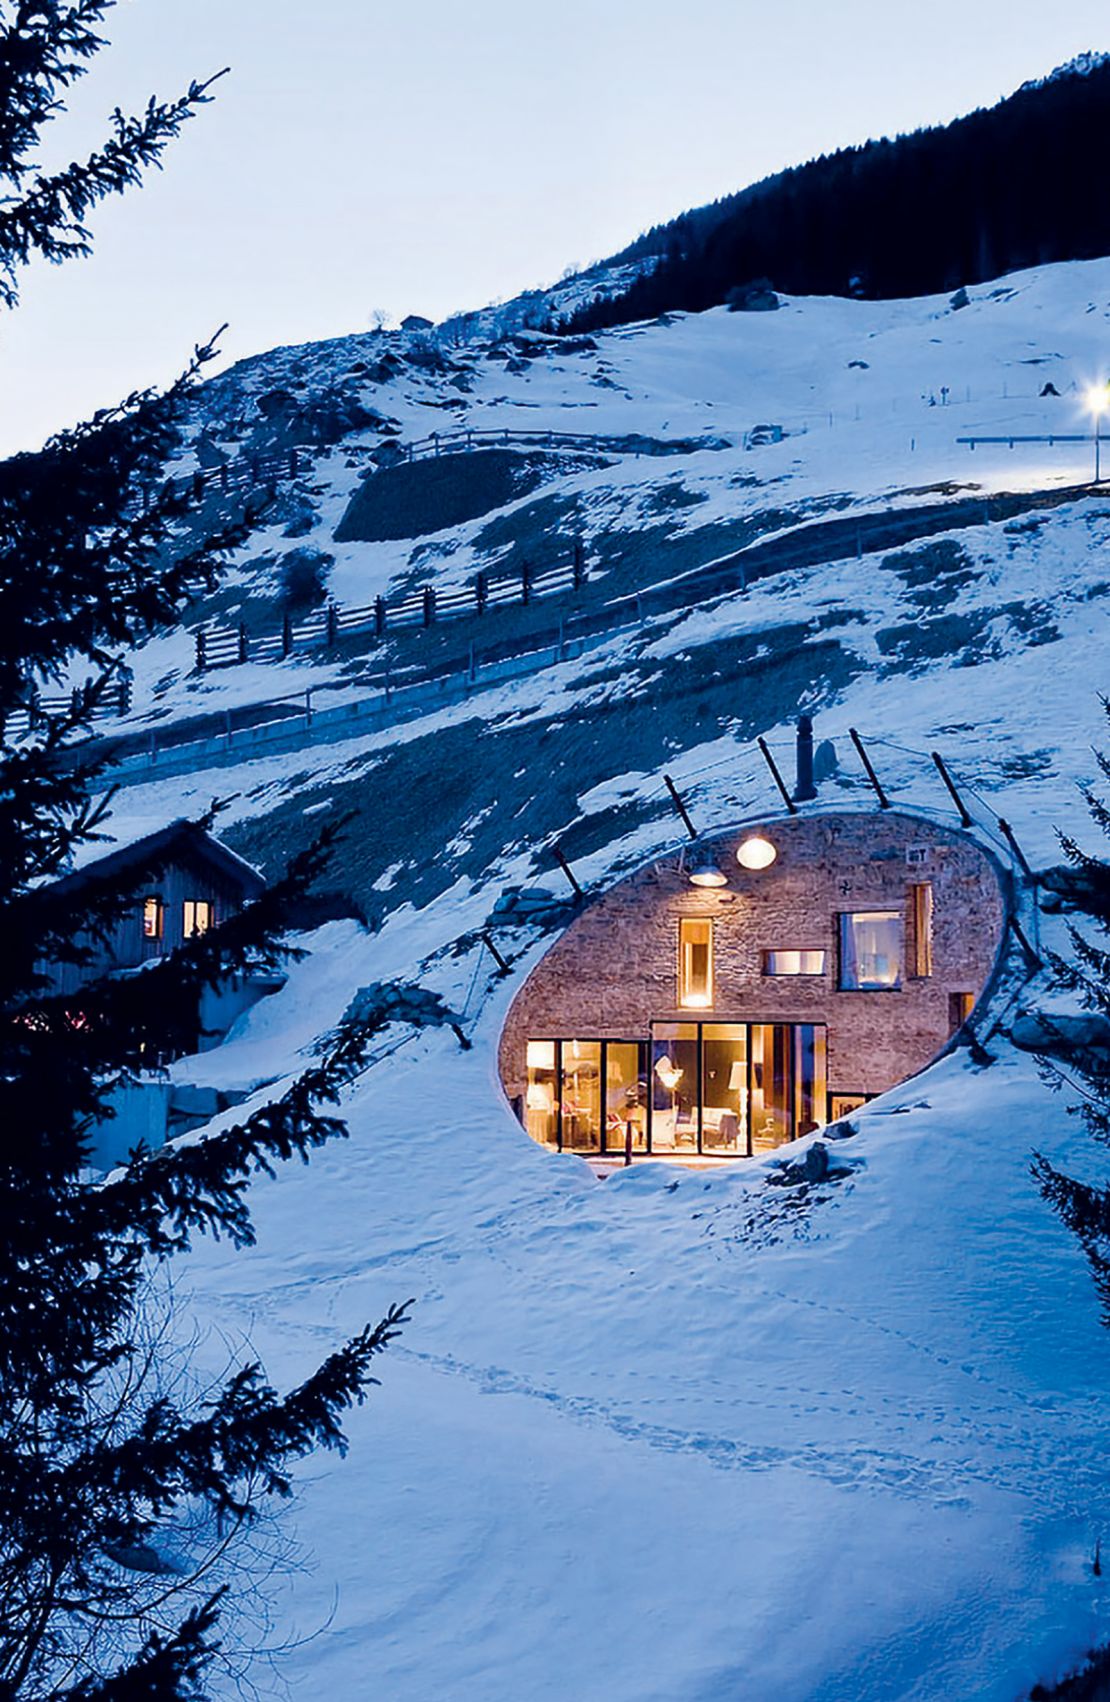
[
  {"xmin": 687, "ymin": 847, "xmax": 728, "ymax": 888},
  {"xmin": 737, "ymin": 834, "xmax": 777, "ymax": 871}
]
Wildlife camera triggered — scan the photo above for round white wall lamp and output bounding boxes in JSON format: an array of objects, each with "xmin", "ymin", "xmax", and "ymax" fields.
[{"xmin": 736, "ymin": 834, "xmax": 777, "ymax": 871}]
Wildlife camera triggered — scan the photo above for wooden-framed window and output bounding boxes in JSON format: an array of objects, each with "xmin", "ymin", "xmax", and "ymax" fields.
[
  {"xmin": 678, "ymin": 917, "xmax": 713, "ymax": 1008},
  {"xmin": 910, "ymin": 882, "xmax": 934, "ymax": 978},
  {"xmin": 142, "ymin": 895, "xmax": 164, "ymax": 940},
  {"xmin": 183, "ymin": 898, "xmax": 214, "ymax": 938}
]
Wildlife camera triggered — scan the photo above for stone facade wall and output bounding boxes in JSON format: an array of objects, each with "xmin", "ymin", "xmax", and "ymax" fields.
[{"xmin": 499, "ymin": 810, "xmax": 1007, "ymax": 1113}]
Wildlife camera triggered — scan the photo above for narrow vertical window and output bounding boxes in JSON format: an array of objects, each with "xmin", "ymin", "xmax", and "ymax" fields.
[
  {"xmin": 142, "ymin": 895, "xmax": 163, "ymax": 940},
  {"xmin": 525, "ymin": 1040, "xmax": 559, "ymax": 1147},
  {"xmin": 678, "ymin": 917, "xmax": 713, "ymax": 1009},
  {"xmin": 183, "ymin": 899, "xmax": 214, "ymax": 938},
  {"xmin": 910, "ymin": 883, "xmax": 933, "ymax": 978},
  {"xmin": 949, "ymin": 991, "xmax": 975, "ymax": 1033}
]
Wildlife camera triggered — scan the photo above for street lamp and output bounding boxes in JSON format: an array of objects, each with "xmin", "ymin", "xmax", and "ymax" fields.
[{"xmin": 1087, "ymin": 382, "xmax": 1110, "ymax": 483}]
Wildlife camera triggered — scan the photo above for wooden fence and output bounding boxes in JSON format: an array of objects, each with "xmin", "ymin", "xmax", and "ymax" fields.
[
  {"xmin": 4, "ymin": 676, "xmax": 133, "ymax": 740},
  {"xmin": 195, "ymin": 543, "xmax": 589, "ymax": 671},
  {"xmin": 388, "ymin": 426, "xmax": 612, "ymax": 464},
  {"xmin": 160, "ymin": 447, "xmax": 303, "ymax": 507}
]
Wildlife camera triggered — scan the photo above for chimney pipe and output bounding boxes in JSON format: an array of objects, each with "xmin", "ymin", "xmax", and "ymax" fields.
[{"xmin": 793, "ymin": 714, "xmax": 817, "ymax": 803}]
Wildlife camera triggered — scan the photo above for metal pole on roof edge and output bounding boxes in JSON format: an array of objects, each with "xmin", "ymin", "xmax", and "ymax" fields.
[
  {"xmin": 848, "ymin": 728, "xmax": 890, "ymax": 809},
  {"xmin": 930, "ymin": 751, "xmax": 972, "ymax": 828},
  {"xmin": 757, "ymin": 738, "xmax": 797, "ymax": 814},
  {"xmin": 996, "ymin": 818, "xmax": 1034, "ymax": 881},
  {"xmin": 553, "ymin": 845, "xmax": 584, "ymax": 899},
  {"xmin": 1007, "ymin": 913, "xmax": 1042, "ymax": 969},
  {"xmin": 663, "ymin": 773, "xmax": 698, "ymax": 840},
  {"xmin": 483, "ymin": 933, "xmax": 511, "ymax": 976}
]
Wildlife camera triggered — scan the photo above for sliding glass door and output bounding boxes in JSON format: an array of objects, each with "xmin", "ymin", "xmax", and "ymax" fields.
[{"xmin": 524, "ymin": 1026, "xmax": 826, "ymax": 1155}]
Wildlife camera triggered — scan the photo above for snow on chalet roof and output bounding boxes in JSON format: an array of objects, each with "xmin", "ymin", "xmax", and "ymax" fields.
[{"xmin": 54, "ymin": 819, "xmax": 265, "ymax": 897}]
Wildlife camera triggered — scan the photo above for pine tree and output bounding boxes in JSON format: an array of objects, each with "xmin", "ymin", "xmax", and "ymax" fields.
[
  {"xmin": 0, "ymin": 7, "xmax": 410, "ymax": 1694},
  {"xmin": 1033, "ymin": 701, "xmax": 1110, "ymax": 1317}
]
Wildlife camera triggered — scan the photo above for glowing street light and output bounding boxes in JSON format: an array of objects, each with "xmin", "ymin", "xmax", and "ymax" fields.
[{"xmin": 1087, "ymin": 382, "xmax": 1110, "ymax": 483}]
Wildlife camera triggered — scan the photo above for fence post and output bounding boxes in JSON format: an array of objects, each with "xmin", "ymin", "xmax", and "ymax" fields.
[
  {"xmin": 433, "ymin": 432, "xmax": 440, "ymax": 457},
  {"xmin": 573, "ymin": 538, "xmax": 586, "ymax": 589},
  {"xmin": 375, "ymin": 596, "xmax": 386, "ymax": 638},
  {"xmin": 423, "ymin": 586, "xmax": 436, "ymax": 627},
  {"xmin": 289, "ymin": 448, "xmax": 298, "ymax": 478},
  {"xmin": 116, "ymin": 668, "xmax": 133, "ymax": 716},
  {"xmin": 195, "ymin": 628, "xmax": 207, "ymax": 672},
  {"xmin": 521, "ymin": 561, "xmax": 532, "ymax": 605},
  {"xmin": 237, "ymin": 623, "xmax": 248, "ymax": 665},
  {"xmin": 192, "ymin": 471, "xmax": 205, "ymax": 503},
  {"xmin": 325, "ymin": 600, "xmax": 339, "ymax": 648},
  {"xmin": 220, "ymin": 464, "xmax": 229, "ymax": 494},
  {"xmin": 475, "ymin": 570, "xmax": 488, "ymax": 614},
  {"xmin": 281, "ymin": 612, "xmax": 293, "ymax": 658}
]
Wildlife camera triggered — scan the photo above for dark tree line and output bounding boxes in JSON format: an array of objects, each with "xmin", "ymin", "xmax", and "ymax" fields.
[{"xmin": 563, "ymin": 57, "xmax": 1110, "ymax": 332}]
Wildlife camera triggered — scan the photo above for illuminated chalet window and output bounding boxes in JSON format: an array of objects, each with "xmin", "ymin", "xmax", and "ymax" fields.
[
  {"xmin": 142, "ymin": 895, "xmax": 164, "ymax": 940},
  {"xmin": 678, "ymin": 917, "xmax": 713, "ymax": 1008},
  {"xmin": 183, "ymin": 899, "xmax": 214, "ymax": 938}
]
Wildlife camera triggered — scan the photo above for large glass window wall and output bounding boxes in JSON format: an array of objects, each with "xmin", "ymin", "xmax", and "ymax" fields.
[
  {"xmin": 525, "ymin": 1024, "xmax": 826, "ymax": 1155},
  {"xmin": 526, "ymin": 1039, "xmax": 649, "ymax": 1155}
]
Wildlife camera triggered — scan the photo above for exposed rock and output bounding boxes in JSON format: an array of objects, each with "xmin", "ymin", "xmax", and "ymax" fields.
[
  {"xmin": 774, "ymin": 1140, "xmax": 831, "ymax": 1186},
  {"xmin": 727, "ymin": 279, "xmax": 780, "ymax": 313},
  {"xmin": 1011, "ymin": 1011, "xmax": 1110, "ymax": 1054},
  {"xmin": 491, "ymin": 885, "xmax": 570, "ymax": 923},
  {"xmin": 1039, "ymin": 864, "xmax": 1110, "ymax": 916}
]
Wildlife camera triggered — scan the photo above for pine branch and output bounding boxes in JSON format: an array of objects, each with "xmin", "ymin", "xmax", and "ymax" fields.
[
  {"xmin": 58, "ymin": 1592, "xmax": 223, "ymax": 1700},
  {"xmin": 0, "ymin": 3, "xmax": 112, "ymax": 185},
  {"xmin": 0, "ymin": 72, "xmax": 226, "ymax": 306}
]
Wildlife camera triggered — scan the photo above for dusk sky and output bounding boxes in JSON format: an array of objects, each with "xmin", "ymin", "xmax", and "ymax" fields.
[{"xmin": 1, "ymin": 0, "xmax": 1107, "ymax": 453}]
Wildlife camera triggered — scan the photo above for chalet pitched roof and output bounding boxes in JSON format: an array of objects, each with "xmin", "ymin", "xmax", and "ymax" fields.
[{"xmin": 50, "ymin": 820, "xmax": 265, "ymax": 901}]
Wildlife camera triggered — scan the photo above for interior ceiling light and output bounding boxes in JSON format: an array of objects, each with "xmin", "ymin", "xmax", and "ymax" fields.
[
  {"xmin": 688, "ymin": 848, "xmax": 728, "ymax": 887},
  {"xmin": 737, "ymin": 835, "xmax": 778, "ymax": 871}
]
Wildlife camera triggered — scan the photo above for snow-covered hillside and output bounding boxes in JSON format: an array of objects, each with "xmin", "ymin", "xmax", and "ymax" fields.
[{"xmin": 90, "ymin": 259, "xmax": 1110, "ymax": 1700}]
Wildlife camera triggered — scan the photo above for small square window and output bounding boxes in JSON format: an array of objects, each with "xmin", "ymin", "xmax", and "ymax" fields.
[
  {"xmin": 142, "ymin": 895, "xmax": 164, "ymax": 940},
  {"xmin": 763, "ymin": 949, "xmax": 826, "ymax": 976},
  {"xmin": 839, "ymin": 911, "xmax": 901, "ymax": 990},
  {"xmin": 183, "ymin": 899, "xmax": 214, "ymax": 938}
]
